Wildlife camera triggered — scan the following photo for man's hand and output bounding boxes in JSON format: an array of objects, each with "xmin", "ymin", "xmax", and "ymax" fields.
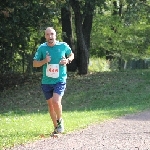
[
  {"xmin": 59, "ymin": 56, "xmax": 68, "ymax": 65},
  {"xmin": 45, "ymin": 55, "xmax": 51, "ymax": 63},
  {"xmin": 45, "ymin": 51, "xmax": 51, "ymax": 63}
]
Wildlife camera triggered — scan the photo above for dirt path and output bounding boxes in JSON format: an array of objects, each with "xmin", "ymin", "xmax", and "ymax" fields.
[{"xmin": 8, "ymin": 111, "xmax": 150, "ymax": 150}]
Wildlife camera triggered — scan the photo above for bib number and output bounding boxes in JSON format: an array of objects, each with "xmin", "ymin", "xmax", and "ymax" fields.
[{"xmin": 46, "ymin": 64, "xmax": 59, "ymax": 78}]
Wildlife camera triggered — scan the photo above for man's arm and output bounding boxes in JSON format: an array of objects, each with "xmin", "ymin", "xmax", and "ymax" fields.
[
  {"xmin": 59, "ymin": 52, "xmax": 74, "ymax": 65},
  {"xmin": 33, "ymin": 55, "xmax": 51, "ymax": 67},
  {"xmin": 33, "ymin": 59, "xmax": 46, "ymax": 67},
  {"xmin": 67, "ymin": 52, "xmax": 74, "ymax": 64}
]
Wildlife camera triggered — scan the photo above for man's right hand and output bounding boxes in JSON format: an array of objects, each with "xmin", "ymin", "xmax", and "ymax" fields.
[
  {"xmin": 45, "ymin": 55, "xmax": 51, "ymax": 63},
  {"xmin": 33, "ymin": 52, "xmax": 51, "ymax": 67}
]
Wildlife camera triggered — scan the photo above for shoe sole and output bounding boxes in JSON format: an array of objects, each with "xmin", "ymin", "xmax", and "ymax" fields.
[{"xmin": 51, "ymin": 133, "xmax": 62, "ymax": 138}]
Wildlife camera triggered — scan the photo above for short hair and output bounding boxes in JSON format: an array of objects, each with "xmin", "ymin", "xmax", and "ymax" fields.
[{"xmin": 45, "ymin": 27, "xmax": 56, "ymax": 35}]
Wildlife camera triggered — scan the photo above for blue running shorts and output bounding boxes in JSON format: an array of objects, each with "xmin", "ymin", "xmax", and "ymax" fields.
[{"xmin": 41, "ymin": 82, "xmax": 66, "ymax": 100}]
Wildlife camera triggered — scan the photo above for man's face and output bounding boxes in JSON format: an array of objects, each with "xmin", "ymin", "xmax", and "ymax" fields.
[{"xmin": 45, "ymin": 28, "xmax": 56, "ymax": 45}]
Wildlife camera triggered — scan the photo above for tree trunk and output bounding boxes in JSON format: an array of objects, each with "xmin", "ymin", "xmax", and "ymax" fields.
[
  {"xmin": 25, "ymin": 53, "xmax": 34, "ymax": 74},
  {"xmin": 69, "ymin": 0, "xmax": 88, "ymax": 74},
  {"xmin": 82, "ymin": 1, "xmax": 95, "ymax": 62},
  {"xmin": 75, "ymin": 15, "xmax": 88, "ymax": 74},
  {"xmin": 69, "ymin": 0, "xmax": 95, "ymax": 74},
  {"xmin": 61, "ymin": 4, "xmax": 77, "ymax": 72},
  {"xmin": 82, "ymin": 16, "xmax": 93, "ymax": 52}
]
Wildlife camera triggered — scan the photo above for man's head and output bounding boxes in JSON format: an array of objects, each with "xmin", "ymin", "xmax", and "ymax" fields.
[{"xmin": 45, "ymin": 27, "xmax": 56, "ymax": 46}]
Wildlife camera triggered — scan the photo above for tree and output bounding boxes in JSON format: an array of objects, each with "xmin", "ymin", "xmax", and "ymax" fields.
[
  {"xmin": 68, "ymin": 0, "xmax": 102, "ymax": 74},
  {"xmin": 91, "ymin": 0, "xmax": 150, "ymax": 70},
  {"xmin": 61, "ymin": 3, "xmax": 77, "ymax": 71},
  {"xmin": 0, "ymin": 0, "xmax": 59, "ymax": 74}
]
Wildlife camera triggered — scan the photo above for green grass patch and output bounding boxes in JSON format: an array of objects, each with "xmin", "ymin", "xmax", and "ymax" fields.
[
  {"xmin": 1, "ymin": 69, "xmax": 150, "ymax": 149},
  {"xmin": 88, "ymin": 57, "xmax": 110, "ymax": 72}
]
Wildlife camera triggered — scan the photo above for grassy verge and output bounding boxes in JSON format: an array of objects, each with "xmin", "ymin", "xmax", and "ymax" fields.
[{"xmin": 1, "ymin": 69, "xmax": 150, "ymax": 149}]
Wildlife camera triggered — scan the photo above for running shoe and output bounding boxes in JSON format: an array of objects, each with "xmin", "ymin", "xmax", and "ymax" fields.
[{"xmin": 57, "ymin": 119, "xmax": 64, "ymax": 133}]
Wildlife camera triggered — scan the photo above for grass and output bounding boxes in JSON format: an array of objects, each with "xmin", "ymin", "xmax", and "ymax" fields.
[
  {"xmin": 88, "ymin": 57, "xmax": 110, "ymax": 72},
  {"xmin": 1, "ymin": 68, "xmax": 150, "ymax": 149}
]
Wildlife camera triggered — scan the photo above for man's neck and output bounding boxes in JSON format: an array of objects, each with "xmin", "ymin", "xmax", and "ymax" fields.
[{"xmin": 47, "ymin": 40, "xmax": 56, "ymax": 47}]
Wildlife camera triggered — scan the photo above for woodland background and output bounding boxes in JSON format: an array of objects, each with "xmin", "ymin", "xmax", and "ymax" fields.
[{"xmin": 0, "ymin": 0, "xmax": 150, "ymax": 90}]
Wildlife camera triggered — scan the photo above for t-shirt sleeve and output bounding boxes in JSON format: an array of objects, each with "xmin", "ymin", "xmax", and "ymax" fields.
[
  {"xmin": 33, "ymin": 46, "xmax": 43, "ymax": 61},
  {"xmin": 64, "ymin": 43, "xmax": 72, "ymax": 57}
]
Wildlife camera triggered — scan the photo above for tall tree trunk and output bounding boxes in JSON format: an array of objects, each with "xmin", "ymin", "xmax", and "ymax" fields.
[
  {"xmin": 69, "ymin": 0, "xmax": 95, "ymax": 74},
  {"xmin": 118, "ymin": 1, "xmax": 123, "ymax": 70},
  {"xmin": 25, "ymin": 53, "xmax": 34, "ymax": 74},
  {"xmin": 69, "ymin": 0, "xmax": 88, "ymax": 74},
  {"xmin": 61, "ymin": 4, "xmax": 77, "ymax": 72},
  {"xmin": 82, "ymin": 1, "xmax": 96, "ymax": 51},
  {"xmin": 106, "ymin": 1, "xmax": 118, "ymax": 61},
  {"xmin": 107, "ymin": 1, "xmax": 123, "ymax": 70},
  {"xmin": 82, "ymin": 0, "xmax": 95, "ymax": 64},
  {"xmin": 75, "ymin": 13, "xmax": 88, "ymax": 74}
]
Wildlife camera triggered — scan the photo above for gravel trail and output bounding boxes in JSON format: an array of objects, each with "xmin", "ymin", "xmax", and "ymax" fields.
[{"xmin": 8, "ymin": 111, "xmax": 150, "ymax": 150}]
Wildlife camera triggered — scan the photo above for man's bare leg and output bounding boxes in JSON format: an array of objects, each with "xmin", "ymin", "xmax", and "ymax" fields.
[
  {"xmin": 47, "ymin": 98, "xmax": 57, "ymax": 128},
  {"xmin": 52, "ymin": 93, "xmax": 64, "ymax": 133},
  {"xmin": 52, "ymin": 93, "xmax": 62, "ymax": 120}
]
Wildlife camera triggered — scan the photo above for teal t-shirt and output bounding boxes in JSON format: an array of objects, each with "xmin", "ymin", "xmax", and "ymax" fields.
[{"xmin": 33, "ymin": 41, "xmax": 72, "ymax": 84}]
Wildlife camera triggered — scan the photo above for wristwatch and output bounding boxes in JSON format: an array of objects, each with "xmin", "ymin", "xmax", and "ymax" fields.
[{"xmin": 67, "ymin": 58, "xmax": 72, "ymax": 64}]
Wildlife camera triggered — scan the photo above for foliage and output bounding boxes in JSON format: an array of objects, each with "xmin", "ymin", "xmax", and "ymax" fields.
[
  {"xmin": 90, "ymin": 0, "xmax": 150, "ymax": 61},
  {"xmin": 0, "ymin": 0, "xmax": 62, "ymax": 74},
  {"xmin": 88, "ymin": 57, "xmax": 110, "ymax": 72},
  {"xmin": 0, "ymin": 0, "xmax": 150, "ymax": 75},
  {"xmin": 1, "ymin": 68, "xmax": 150, "ymax": 149}
]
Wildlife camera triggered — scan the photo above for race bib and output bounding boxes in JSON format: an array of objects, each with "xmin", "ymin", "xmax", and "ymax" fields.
[{"xmin": 46, "ymin": 64, "xmax": 59, "ymax": 78}]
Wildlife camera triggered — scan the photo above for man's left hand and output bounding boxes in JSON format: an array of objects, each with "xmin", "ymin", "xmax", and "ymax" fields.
[{"xmin": 59, "ymin": 56, "xmax": 68, "ymax": 65}]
